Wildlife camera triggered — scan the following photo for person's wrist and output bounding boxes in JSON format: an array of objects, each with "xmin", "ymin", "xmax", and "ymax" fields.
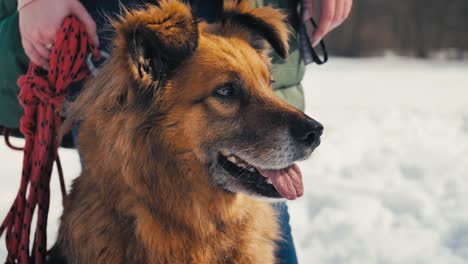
[{"xmin": 18, "ymin": 0, "xmax": 36, "ymax": 10}]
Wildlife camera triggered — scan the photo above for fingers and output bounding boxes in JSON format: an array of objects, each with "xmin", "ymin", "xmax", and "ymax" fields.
[
  {"xmin": 343, "ymin": 0, "xmax": 353, "ymax": 21},
  {"xmin": 25, "ymin": 31, "xmax": 55, "ymax": 69},
  {"xmin": 69, "ymin": 0, "xmax": 99, "ymax": 46},
  {"xmin": 18, "ymin": 0, "xmax": 98, "ymax": 69},
  {"xmin": 33, "ymin": 38, "xmax": 52, "ymax": 59},
  {"xmin": 23, "ymin": 39, "xmax": 49, "ymax": 68},
  {"xmin": 332, "ymin": 0, "xmax": 345, "ymax": 30},
  {"xmin": 311, "ymin": 0, "xmax": 353, "ymax": 47},
  {"xmin": 312, "ymin": 0, "xmax": 336, "ymax": 47},
  {"xmin": 332, "ymin": 0, "xmax": 352, "ymax": 30},
  {"xmin": 303, "ymin": 0, "xmax": 314, "ymax": 22}
]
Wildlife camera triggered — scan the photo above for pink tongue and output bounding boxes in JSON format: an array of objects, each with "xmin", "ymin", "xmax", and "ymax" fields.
[{"xmin": 258, "ymin": 163, "xmax": 304, "ymax": 200}]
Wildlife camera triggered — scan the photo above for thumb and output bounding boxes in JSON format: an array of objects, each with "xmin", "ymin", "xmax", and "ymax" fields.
[
  {"xmin": 69, "ymin": 1, "xmax": 99, "ymax": 46},
  {"xmin": 303, "ymin": 0, "xmax": 314, "ymax": 22}
]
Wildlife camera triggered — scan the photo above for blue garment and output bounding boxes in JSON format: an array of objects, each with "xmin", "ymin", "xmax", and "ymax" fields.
[
  {"xmin": 274, "ymin": 202, "xmax": 299, "ymax": 264},
  {"xmin": 74, "ymin": 1, "xmax": 299, "ymax": 263}
]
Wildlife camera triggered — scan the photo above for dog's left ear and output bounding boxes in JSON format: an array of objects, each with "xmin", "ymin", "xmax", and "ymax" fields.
[
  {"xmin": 221, "ymin": 0, "xmax": 289, "ymax": 59},
  {"xmin": 115, "ymin": 1, "xmax": 199, "ymax": 84}
]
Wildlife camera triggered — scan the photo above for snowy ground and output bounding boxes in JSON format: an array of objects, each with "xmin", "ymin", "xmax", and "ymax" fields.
[{"xmin": 1, "ymin": 57, "xmax": 468, "ymax": 263}]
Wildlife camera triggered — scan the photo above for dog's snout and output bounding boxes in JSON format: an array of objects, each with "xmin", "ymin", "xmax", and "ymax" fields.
[{"xmin": 290, "ymin": 117, "xmax": 323, "ymax": 147}]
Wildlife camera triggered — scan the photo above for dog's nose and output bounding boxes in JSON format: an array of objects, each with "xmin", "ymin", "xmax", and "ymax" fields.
[{"xmin": 290, "ymin": 117, "xmax": 323, "ymax": 147}]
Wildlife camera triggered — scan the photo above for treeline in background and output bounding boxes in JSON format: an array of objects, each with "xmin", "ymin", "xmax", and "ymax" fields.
[{"xmin": 324, "ymin": 0, "xmax": 468, "ymax": 59}]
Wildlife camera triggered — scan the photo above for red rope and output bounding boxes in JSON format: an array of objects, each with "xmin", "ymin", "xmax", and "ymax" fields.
[
  {"xmin": 0, "ymin": 16, "xmax": 99, "ymax": 264},
  {"xmin": 3, "ymin": 126, "xmax": 68, "ymax": 202},
  {"xmin": 2, "ymin": 125, "xmax": 68, "ymax": 211}
]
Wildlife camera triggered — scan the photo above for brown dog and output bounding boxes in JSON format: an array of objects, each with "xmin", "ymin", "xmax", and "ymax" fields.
[{"xmin": 51, "ymin": 1, "xmax": 323, "ymax": 263}]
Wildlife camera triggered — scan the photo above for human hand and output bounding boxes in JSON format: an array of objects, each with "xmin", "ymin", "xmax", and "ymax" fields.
[
  {"xmin": 303, "ymin": 0, "xmax": 353, "ymax": 47},
  {"xmin": 18, "ymin": 0, "xmax": 98, "ymax": 69}
]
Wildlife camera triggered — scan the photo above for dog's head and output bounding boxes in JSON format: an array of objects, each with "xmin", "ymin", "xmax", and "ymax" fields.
[{"xmin": 73, "ymin": 0, "xmax": 322, "ymax": 201}]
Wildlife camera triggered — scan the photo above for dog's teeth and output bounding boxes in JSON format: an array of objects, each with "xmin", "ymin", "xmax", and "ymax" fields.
[
  {"xmin": 266, "ymin": 178, "xmax": 272, "ymax": 184},
  {"xmin": 223, "ymin": 153, "xmax": 255, "ymax": 171}
]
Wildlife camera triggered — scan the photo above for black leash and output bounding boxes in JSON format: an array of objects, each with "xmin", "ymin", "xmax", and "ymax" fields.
[
  {"xmin": 307, "ymin": 17, "xmax": 329, "ymax": 65},
  {"xmin": 299, "ymin": 0, "xmax": 329, "ymax": 66}
]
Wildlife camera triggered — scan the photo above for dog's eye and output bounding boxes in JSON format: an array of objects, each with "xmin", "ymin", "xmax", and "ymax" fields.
[{"xmin": 214, "ymin": 83, "xmax": 236, "ymax": 98}]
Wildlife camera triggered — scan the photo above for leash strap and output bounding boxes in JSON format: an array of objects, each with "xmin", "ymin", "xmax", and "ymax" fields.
[
  {"xmin": 0, "ymin": 15, "xmax": 99, "ymax": 264},
  {"xmin": 300, "ymin": 0, "xmax": 329, "ymax": 65},
  {"xmin": 307, "ymin": 17, "xmax": 328, "ymax": 65}
]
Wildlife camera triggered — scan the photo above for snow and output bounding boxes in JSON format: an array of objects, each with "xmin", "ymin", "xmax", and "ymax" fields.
[
  {"xmin": 291, "ymin": 57, "xmax": 468, "ymax": 264},
  {"xmin": 1, "ymin": 57, "xmax": 468, "ymax": 263}
]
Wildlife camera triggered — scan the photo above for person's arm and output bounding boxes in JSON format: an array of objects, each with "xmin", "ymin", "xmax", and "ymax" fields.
[
  {"xmin": 18, "ymin": 0, "xmax": 98, "ymax": 69},
  {"xmin": 303, "ymin": 0, "xmax": 353, "ymax": 47}
]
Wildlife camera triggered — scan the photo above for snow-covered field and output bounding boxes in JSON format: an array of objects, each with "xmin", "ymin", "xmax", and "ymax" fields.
[{"xmin": 1, "ymin": 57, "xmax": 468, "ymax": 263}]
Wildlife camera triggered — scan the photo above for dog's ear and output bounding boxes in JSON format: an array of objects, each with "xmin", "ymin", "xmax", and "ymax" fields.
[
  {"xmin": 115, "ymin": 1, "xmax": 198, "ymax": 84},
  {"xmin": 221, "ymin": 0, "xmax": 289, "ymax": 59}
]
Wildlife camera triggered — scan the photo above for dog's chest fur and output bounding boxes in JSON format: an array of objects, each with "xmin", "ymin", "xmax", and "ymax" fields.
[{"xmin": 53, "ymin": 170, "xmax": 279, "ymax": 264}]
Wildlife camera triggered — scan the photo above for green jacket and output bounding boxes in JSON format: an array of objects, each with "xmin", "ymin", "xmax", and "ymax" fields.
[
  {"xmin": 0, "ymin": 0, "xmax": 28, "ymax": 128},
  {"xmin": 255, "ymin": 0, "xmax": 306, "ymax": 111},
  {"xmin": 0, "ymin": 0, "xmax": 305, "ymax": 130}
]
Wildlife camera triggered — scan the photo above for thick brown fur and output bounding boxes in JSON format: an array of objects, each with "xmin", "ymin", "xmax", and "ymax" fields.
[{"xmin": 52, "ymin": 1, "xmax": 306, "ymax": 263}]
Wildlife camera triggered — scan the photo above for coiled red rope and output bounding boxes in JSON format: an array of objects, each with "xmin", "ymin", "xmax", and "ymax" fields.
[{"xmin": 0, "ymin": 16, "xmax": 99, "ymax": 263}]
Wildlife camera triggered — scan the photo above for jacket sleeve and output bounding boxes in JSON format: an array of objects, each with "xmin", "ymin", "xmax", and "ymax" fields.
[
  {"xmin": 0, "ymin": 0, "xmax": 29, "ymax": 128},
  {"xmin": 0, "ymin": 0, "xmax": 17, "ymax": 20}
]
